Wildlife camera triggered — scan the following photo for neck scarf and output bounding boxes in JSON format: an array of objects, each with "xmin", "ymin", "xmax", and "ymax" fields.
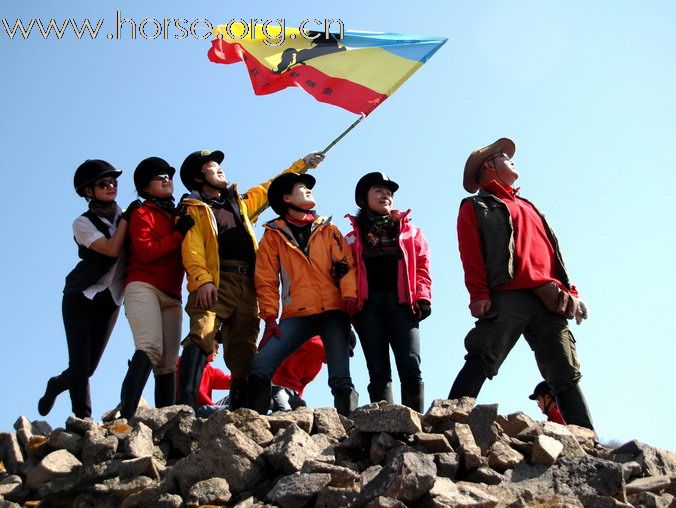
[
  {"xmin": 144, "ymin": 195, "xmax": 175, "ymax": 211},
  {"xmin": 88, "ymin": 199, "xmax": 117, "ymax": 222}
]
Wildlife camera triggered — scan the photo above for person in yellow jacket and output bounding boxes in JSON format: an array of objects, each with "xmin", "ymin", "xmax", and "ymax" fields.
[
  {"xmin": 176, "ymin": 149, "xmax": 325, "ymax": 410},
  {"xmin": 247, "ymin": 172, "xmax": 360, "ymax": 416}
]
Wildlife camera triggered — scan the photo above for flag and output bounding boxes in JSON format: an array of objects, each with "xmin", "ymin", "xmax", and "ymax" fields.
[{"xmin": 208, "ymin": 24, "xmax": 447, "ymax": 115}]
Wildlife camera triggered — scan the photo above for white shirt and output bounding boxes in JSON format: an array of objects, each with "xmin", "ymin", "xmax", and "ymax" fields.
[{"xmin": 72, "ymin": 207, "xmax": 126, "ymax": 306}]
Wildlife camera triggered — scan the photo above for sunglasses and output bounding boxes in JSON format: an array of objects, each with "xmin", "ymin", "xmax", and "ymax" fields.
[
  {"xmin": 95, "ymin": 178, "xmax": 118, "ymax": 189},
  {"xmin": 151, "ymin": 174, "xmax": 173, "ymax": 182}
]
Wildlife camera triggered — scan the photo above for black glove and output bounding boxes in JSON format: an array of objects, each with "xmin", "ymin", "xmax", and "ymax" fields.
[
  {"xmin": 119, "ymin": 199, "xmax": 143, "ymax": 223},
  {"xmin": 415, "ymin": 300, "xmax": 432, "ymax": 321},
  {"xmin": 331, "ymin": 258, "xmax": 349, "ymax": 281},
  {"xmin": 175, "ymin": 214, "xmax": 195, "ymax": 235}
]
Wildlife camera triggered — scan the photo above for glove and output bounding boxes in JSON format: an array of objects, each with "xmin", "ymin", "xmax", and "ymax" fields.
[
  {"xmin": 259, "ymin": 317, "xmax": 281, "ymax": 350},
  {"xmin": 415, "ymin": 300, "xmax": 432, "ymax": 321},
  {"xmin": 575, "ymin": 299, "xmax": 589, "ymax": 325},
  {"xmin": 175, "ymin": 214, "xmax": 195, "ymax": 235},
  {"xmin": 119, "ymin": 199, "xmax": 143, "ymax": 223},
  {"xmin": 331, "ymin": 258, "xmax": 349, "ymax": 281},
  {"xmin": 342, "ymin": 297, "xmax": 359, "ymax": 317},
  {"xmin": 303, "ymin": 152, "xmax": 325, "ymax": 169}
]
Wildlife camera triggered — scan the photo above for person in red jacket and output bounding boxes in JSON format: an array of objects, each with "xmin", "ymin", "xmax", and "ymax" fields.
[
  {"xmin": 448, "ymin": 138, "xmax": 594, "ymax": 430},
  {"xmin": 117, "ymin": 157, "xmax": 195, "ymax": 419},
  {"xmin": 271, "ymin": 335, "xmax": 327, "ymax": 409},
  {"xmin": 529, "ymin": 381, "xmax": 565, "ymax": 425},
  {"xmin": 346, "ymin": 172, "xmax": 432, "ymax": 413}
]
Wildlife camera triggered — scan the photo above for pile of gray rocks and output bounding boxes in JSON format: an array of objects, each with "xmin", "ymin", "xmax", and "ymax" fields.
[{"xmin": 1, "ymin": 398, "xmax": 675, "ymax": 507}]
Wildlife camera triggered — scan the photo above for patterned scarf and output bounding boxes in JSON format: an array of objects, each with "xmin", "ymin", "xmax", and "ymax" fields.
[
  {"xmin": 144, "ymin": 195, "xmax": 175, "ymax": 211},
  {"xmin": 88, "ymin": 199, "xmax": 118, "ymax": 222},
  {"xmin": 361, "ymin": 210, "xmax": 401, "ymax": 249}
]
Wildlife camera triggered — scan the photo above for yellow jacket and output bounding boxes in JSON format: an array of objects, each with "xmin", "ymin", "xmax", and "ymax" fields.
[
  {"xmin": 255, "ymin": 216, "xmax": 357, "ymax": 320},
  {"xmin": 181, "ymin": 159, "xmax": 307, "ymax": 293}
]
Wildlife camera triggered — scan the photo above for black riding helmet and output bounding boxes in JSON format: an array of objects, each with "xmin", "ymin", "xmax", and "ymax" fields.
[
  {"xmin": 354, "ymin": 172, "xmax": 399, "ymax": 208},
  {"xmin": 134, "ymin": 157, "xmax": 175, "ymax": 197},
  {"xmin": 268, "ymin": 172, "xmax": 316, "ymax": 216},
  {"xmin": 179, "ymin": 150, "xmax": 225, "ymax": 191},
  {"xmin": 73, "ymin": 159, "xmax": 122, "ymax": 197}
]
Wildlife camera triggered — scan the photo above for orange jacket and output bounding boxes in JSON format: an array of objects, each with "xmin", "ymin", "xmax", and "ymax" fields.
[{"xmin": 255, "ymin": 216, "xmax": 357, "ymax": 319}]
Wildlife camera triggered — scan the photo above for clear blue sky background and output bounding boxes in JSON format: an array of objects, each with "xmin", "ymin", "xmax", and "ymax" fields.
[{"xmin": 1, "ymin": 1, "xmax": 674, "ymax": 451}]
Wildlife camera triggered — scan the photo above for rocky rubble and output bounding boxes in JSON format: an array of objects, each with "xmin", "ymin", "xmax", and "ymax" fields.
[{"xmin": 1, "ymin": 399, "xmax": 675, "ymax": 507}]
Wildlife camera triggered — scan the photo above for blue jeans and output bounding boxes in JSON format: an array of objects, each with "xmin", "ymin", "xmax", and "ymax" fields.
[
  {"xmin": 353, "ymin": 291, "xmax": 422, "ymax": 387},
  {"xmin": 249, "ymin": 311, "xmax": 354, "ymax": 394}
]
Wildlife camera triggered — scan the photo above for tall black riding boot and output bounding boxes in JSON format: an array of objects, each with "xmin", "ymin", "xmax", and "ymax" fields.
[
  {"xmin": 229, "ymin": 378, "xmax": 248, "ymax": 410},
  {"xmin": 247, "ymin": 375, "xmax": 272, "ymax": 415},
  {"xmin": 334, "ymin": 387, "xmax": 359, "ymax": 416},
  {"xmin": 177, "ymin": 344, "xmax": 207, "ymax": 408},
  {"xmin": 401, "ymin": 380, "xmax": 425, "ymax": 413},
  {"xmin": 120, "ymin": 350, "xmax": 153, "ymax": 419},
  {"xmin": 154, "ymin": 372, "xmax": 176, "ymax": 408},
  {"xmin": 367, "ymin": 381, "xmax": 394, "ymax": 404},
  {"xmin": 38, "ymin": 374, "xmax": 69, "ymax": 416},
  {"xmin": 555, "ymin": 383, "xmax": 595, "ymax": 431},
  {"xmin": 448, "ymin": 359, "xmax": 487, "ymax": 399}
]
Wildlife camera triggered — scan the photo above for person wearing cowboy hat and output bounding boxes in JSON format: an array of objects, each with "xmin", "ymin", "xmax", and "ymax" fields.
[
  {"xmin": 448, "ymin": 138, "xmax": 595, "ymax": 431},
  {"xmin": 176, "ymin": 149, "xmax": 324, "ymax": 411},
  {"xmin": 246, "ymin": 172, "xmax": 359, "ymax": 416}
]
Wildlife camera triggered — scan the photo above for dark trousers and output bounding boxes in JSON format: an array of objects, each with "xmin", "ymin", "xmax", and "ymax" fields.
[
  {"xmin": 353, "ymin": 291, "xmax": 422, "ymax": 388},
  {"xmin": 57, "ymin": 288, "xmax": 119, "ymax": 418}
]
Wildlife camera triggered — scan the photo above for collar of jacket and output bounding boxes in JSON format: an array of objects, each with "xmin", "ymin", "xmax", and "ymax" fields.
[
  {"xmin": 263, "ymin": 215, "xmax": 331, "ymax": 248},
  {"xmin": 345, "ymin": 208, "xmax": 412, "ymax": 230}
]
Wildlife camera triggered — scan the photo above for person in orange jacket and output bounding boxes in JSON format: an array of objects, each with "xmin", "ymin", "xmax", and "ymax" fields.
[{"xmin": 247, "ymin": 172, "xmax": 359, "ymax": 416}]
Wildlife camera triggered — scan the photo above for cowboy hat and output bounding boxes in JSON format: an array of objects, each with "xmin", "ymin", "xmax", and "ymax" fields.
[{"xmin": 463, "ymin": 137, "xmax": 516, "ymax": 193}]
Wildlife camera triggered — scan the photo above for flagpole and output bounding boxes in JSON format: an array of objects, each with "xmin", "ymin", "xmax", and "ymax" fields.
[{"xmin": 320, "ymin": 113, "xmax": 366, "ymax": 155}]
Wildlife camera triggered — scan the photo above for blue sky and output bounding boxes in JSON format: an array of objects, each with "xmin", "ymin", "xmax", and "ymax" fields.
[{"xmin": 1, "ymin": 1, "xmax": 674, "ymax": 451}]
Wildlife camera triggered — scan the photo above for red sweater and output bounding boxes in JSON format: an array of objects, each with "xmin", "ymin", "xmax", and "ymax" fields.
[
  {"xmin": 547, "ymin": 404, "xmax": 565, "ymax": 425},
  {"xmin": 197, "ymin": 363, "xmax": 232, "ymax": 406},
  {"xmin": 272, "ymin": 336, "xmax": 326, "ymax": 397},
  {"xmin": 457, "ymin": 179, "xmax": 577, "ymax": 304},
  {"xmin": 125, "ymin": 201, "xmax": 185, "ymax": 299}
]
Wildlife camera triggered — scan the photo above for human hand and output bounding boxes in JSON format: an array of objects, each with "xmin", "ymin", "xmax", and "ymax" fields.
[
  {"xmin": 175, "ymin": 214, "xmax": 195, "ymax": 235},
  {"xmin": 303, "ymin": 152, "xmax": 325, "ymax": 169},
  {"xmin": 196, "ymin": 282, "xmax": 218, "ymax": 309},
  {"xmin": 575, "ymin": 299, "xmax": 588, "ymax": 325},
  {"xmin": 342, "ymin": 297, "xmax": 359, "ymax": 316},
  {"xmin": 470, "ymin": 299, "xmax": 491, "ymax": 318},
  {"xmin": 415, "ymin": 299, "xmax": 432, "ymax": 321},
  {"xmin": 331, "ymin": 258, "xmax": 349, "ymax": 281},
  {"xmin": 259, "ymin": 317, "xmax": 281, "ymax": 349},
  {"xmin": 119, "ymin": 199, "xmax": 143, "ymax": 223}
]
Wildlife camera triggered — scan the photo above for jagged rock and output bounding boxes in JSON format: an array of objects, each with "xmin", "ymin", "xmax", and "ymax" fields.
[
  {"xmin": 423, "ymin": 398, "xmax": 476, "ymax": 429},
  {"xmin": 91, "ymin": 476, "xmax": 157, "ymax": 496},
  {"xmin": 47, "ymin": 429, "xmax": 83, "ymax": 456},
  {"xmin": 0, "ymin": 475, "xmax": 22, "ymax": 497},
  {"xmin": 568, "ymin": 424, "xmax": 598, "ymax": 449},
  {"xmin": 106, "ymin": 420, "xmax": 133, "ymax": 440},
  {"xmin": 370, "ymin": 432, "xmax": 403, "ymax": 465},
  {"xmin": 301, "ymin": 460, "xmax": 360, "ymax": 488},
  {"xmin": 267, "ymin": 472, "xmax": 332, "ymax": 508},
  {"xmin": 518, "ymin": 421, "xmax": 586, "ymax": 458},
  {"xmin": 310, "ymin": 433, "xmax": 337, "ymax": 463},
  {"xmin": 531, "ymin": 434, "xmax": 564, "ymax": 465},
  {"xmin": 65, "ymin": 415, "xmax": 96, "ymax": 435},
  {"xmin": 315, "ymin": 485, "xmax": 359, "ymax": 507},
  {"xmin": 364, "ymin": 496, "xmax": 407, "ymax": 508},
  {"xmin": 612, "ymin": 440, "xmax": 676, "ymax": 477},
  {"xmin": 495, "ymin": 412, "xmax": 536, "ymax": 438},
  {"xmin": 628, "ymin": 491, "xmax": 674, "ymax": 508},
  {"xmin": 422, "ymin": 477, "xmax": 499, "ymax": 507},
  {"xmin": 267, "ymin": 407, "xmax": 314, "ymax": 434},
  {"xmin": 621, "ymin": 460, "xmax": 642, "ymax": 481},
  {"xmin": 488, "ymin": 439, "xmax": 524, "ymax": 472},
  {"xmin": 125, "ymin": 422, "xmax": 154, "ymax": 458},
  {"xmin": 0, "ymin": 433, "xmax": 24, "ymax": 473},
  {"xmin": 154, "ymin": 493, "xmax": 184, "ymax": 507},
  {"xmin": 172, "ymin": 423, "xmax": 265, "ymax": 495},
  {"xmin": 12, "ymin": 417, "xmax": 34, "ymax": 447},
  {"xmin": 351, "ymin": 403, "xmax": 423, "ymax": 434},
  {"xmin": 82, "ymin": 429, "xmax": 119, "ymax": 465},
  {"xmin": 31, "ymin": 420, "xmax": 53, "ymax": 436},
  {"xmin": 130, "ymin": 405, "xmax": 194, "ymax": 433},
  {"xmin": 265, "ymin": 423, "xmax": 321, "ymax": 474},
  {"xmin": 339, "ymin": 427, "xmax": 371, "ymax": 451},
  {"xmin": 156, "ymin": 410, "xmax": 199, "ymax": 457},
  {"xmin": 434, "ymin": 452, "xmax": 459, "ymax": 479},
  {"xmin": 467, "ymin": 404, "xmax": 499, "ymax": 453},
  {"xmin": 38, "ymin": 459, "xmax": 121, "ymax": 498},
  {"xmin": 625, "ymin": 475, "xmax": 672, "ymax": 495},
  {"xmin": 25, "ymin": 435, "xmax": 49, "ymax": 459},
  {"xmin": 414, "ymin": 432, "xmax": 453, "ymax": 453},
  {"xmin": 465, "ymin": 466, "xmax": 505, "ymax": 485},
  {"xmin": 556, "ymin": 456, "xmax": 625, "ymax": 499},
  {"xmin": 186, "ymin": 477, "xmax": 231, "ymax": 507},
  {"xmin": 353, "ymin": 452, "xmax": 436, "ymax": 507},
  {"xmin": 119, "ymin": 456, "xmax": 160, "ymax": 481},
  {"xmin": 26, "ymin": 449, "xmax": 82, "ymax": 488},
  {"xmin": 198, "ymin": 408, "xmax": 272, "ymax": 447},
  {"xmin": 313, "ymin": 408, "xmax": 347, "ymax": 440},
  {"xmin": 447, "ymin": 423, "xmax": 485, "ymax": 472},
  {"xmin": 361, "ymin": 465, "xmax": 383, "ymax": 487}
]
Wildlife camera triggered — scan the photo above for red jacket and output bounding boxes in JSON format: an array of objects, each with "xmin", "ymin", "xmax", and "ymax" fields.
[
  {"xmin": 125, "ymin": 201, "xmax": 185, "ymax": 299},
  {"xmin": 176, "ymin": 359, "xmax": 232, "ymax": 406},
  {"xmin": 272, "ymin": 336, "xmax": 326, "ymax": 396},
  {"xmin": 346, "ymin": 210, "xmax": 432, "ymax": 312},
  {"xmin": 547, "ymin": 404, "xmax": 565, "ymax": 425},
  {"xmin": 457, "ymin": 180, "xmax": 577, "ymax": 304}
]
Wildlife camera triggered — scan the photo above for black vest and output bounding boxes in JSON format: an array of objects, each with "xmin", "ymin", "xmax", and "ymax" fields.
[{"xmin": 64, "ymin": 211, "xmax": 117, "ymax": 293}]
